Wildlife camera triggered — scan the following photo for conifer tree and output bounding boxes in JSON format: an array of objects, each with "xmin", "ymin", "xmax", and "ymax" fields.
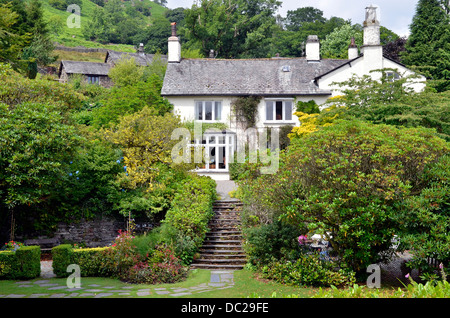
[{"xmin": 403, "ymin": 0, "xmax": 450, "ymax": 91}]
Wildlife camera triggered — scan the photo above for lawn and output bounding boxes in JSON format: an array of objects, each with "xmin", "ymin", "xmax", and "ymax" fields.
[{"xmin": 0, "ymin": 269, "xmax": 316, "ymax": 298}]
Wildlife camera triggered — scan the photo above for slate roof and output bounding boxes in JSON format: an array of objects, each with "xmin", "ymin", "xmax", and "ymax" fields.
[
  {"xmin": 161, "ymin": 58, "xmax": 349, "ymax": 96},
  {"xmin": 105, "ymin": 51, "xmax": 168, "ymax": 66},
  {"xmin": 59, "ymin": 60, "xmax": 111, "ymax": 76}
]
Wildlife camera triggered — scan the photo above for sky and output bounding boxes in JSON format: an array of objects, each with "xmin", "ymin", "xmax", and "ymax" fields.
[{"xmin": 164, "ymin": 0, "xmax": 419, "ymax": 37}]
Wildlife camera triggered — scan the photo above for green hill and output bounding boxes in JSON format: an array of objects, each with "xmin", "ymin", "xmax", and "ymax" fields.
[{"xmin": 39, "ymin": 0, "xmax": 167, "ymax": 52}]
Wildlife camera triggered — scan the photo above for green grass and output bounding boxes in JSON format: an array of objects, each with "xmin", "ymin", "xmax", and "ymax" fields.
[
  {"xmin": 36, "ymin": 0, "xmax": 166, "ymax": 50},
  {"xmin": 0, "ymin": 269, "xmax": 316, "ymax": 298}
]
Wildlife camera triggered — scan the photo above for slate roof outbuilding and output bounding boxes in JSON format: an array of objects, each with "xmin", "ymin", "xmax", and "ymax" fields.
[
  {"xmin": 58, "ymin": 60, "xmax": 111, "ymax": 77},
  {"xmin": 105, "ymin": 51, "xmax": 168, "ymax": 66},
  {"xmin": 161, "ymin": 57, "xmax": 349, "ymax": 97}
]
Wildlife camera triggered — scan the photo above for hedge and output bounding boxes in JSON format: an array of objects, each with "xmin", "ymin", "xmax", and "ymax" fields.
[
  {"xmin": 164, "ymin": 175, "xmax": 216, "ymax": 245},
  {"xmin": 52, "ymin": 245, "xmax": 110, "ymax": 278},
  {"xmin": 0, "ymin": 246, "xmax": 41, "ymax": 280}
]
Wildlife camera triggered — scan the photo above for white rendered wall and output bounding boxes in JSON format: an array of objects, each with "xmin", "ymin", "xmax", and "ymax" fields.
[{"xmin": 317, "ymin": 56, "xmax": 426, "ymax": 96}]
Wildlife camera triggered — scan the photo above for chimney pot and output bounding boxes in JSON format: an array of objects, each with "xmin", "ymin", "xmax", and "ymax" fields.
[
  {"xmin": 168, "ymin": 22, "xmax": 181, "ymax": 63},
  {"xmin": 171, "ymin": 22, "xmax": 177, "ymax": 37}
]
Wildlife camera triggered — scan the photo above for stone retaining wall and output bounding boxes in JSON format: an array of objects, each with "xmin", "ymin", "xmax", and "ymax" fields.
[{"xmin": 23, "ymin": 217, "xmax": 154, "ymax": 248}]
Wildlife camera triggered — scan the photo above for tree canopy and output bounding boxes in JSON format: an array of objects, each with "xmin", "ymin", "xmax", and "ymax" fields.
[{"xmin": 402, "ymin": 0, "xmax": 450, "ymax": 91}]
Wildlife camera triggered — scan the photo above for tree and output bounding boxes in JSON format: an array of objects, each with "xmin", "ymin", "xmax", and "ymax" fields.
[
  {"xmin": 108, "ymin": 56, "xmax": 144, "ymax": 87},
  {"xmin": 282, "ymin": 120, "xmax": 449, "ymax": 274},
  {"xmin": 327, "ymin": 70, "xmax": 450, "ymax": 141},
  {"xmin": 383, "ymin": 37, "xmax": 407, "ymax": 63},
  {"xmin": 92, "ymin": 55, "xmax": 171, "ymax": 128},
  {"xmin": 0, "ymin": 4, "xmax": 29, "ymax": 69},
  {"xmin": 320, "ymin": 24, "xmax": 363, "ymax": 59},
  {"xmin": 133, "ymin": 16, "xmax": 171, "ymax": 54},
  {"xmin": 402, "ymin": 0, "xmax": 450, "ymax": 91},
  {"xmin": 183, "ymin": 0, "xmax": 281, "ymax": 58},
  {"xmin": 0, "ymin": 0, "xmax": 56, "ymax": 76},
  {"xmin": 284, "ymin": 7, "xmax": 326, "ymax": 31},
  {"xmin": 103, "ymin": 108, "xmax": 189, "ymax": 217},
  {"xmin": 0, "ymin": 102, "xmax": 81, "ymax": 239}
]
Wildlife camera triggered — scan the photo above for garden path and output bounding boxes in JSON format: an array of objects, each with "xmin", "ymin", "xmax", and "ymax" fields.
[{"xmin": 1, "ymin": 264, "xmax": 235, "ymax": 298}]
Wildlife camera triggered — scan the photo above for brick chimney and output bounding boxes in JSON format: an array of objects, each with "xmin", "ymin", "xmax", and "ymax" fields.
[{"xmin": 168, "ymin": 22, "xmax": 181, "ymax": 63}]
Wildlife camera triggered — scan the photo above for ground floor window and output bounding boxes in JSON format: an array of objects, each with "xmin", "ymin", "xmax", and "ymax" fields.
[
  {"xmin": 87, "ymin": 75, "xmax": 99, "ymax": 85},
  {"xmin": 194, "ymin": 132, "xmax": 235, "ymax": 171}
]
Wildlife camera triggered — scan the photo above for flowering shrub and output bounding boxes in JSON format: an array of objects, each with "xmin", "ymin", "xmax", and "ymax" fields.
[
  {"xmin": 101, "ymin": 230, "xmax": 141, "ymax": 278},
  {"xmin": 124, "ymin": 244, "xmax": 187, "ymax": 284},
  {"xmin": 2, "ymin": 241, "xmax": 24, "ymax": 252}
]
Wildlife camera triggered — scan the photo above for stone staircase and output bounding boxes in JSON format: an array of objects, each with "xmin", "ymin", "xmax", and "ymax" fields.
[{"xmin": 191, "ymin": 200, "xmax": 246, "ymax": 270}]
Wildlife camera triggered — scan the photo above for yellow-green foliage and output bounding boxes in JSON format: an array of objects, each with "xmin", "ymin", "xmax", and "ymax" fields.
[
  {"xmin": 0, "ymin": 65, "xmax": 85, "ymax": 110},
  {"xmin": 289, "ymin": 105, "xmax": 343, "ymax": 139},
  {"xmin": 104, "ymin": 108, "xmax": 188, "ymax": 192}
]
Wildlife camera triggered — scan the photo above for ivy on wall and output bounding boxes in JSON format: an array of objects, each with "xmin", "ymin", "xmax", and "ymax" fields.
[{"xmin": 231, "ymin": 96, "xmax": 261, "ymax": 129}]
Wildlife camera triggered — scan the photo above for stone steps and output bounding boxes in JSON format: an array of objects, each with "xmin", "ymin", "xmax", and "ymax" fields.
[{"xmin": 191, "ymin": 200, "xmax": 246, "ymax": 270}]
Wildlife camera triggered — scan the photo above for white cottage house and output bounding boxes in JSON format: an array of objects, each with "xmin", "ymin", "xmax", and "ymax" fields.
[{"xmin": 161, "ymin": 6, "xmax": 425, "ymax": 180}]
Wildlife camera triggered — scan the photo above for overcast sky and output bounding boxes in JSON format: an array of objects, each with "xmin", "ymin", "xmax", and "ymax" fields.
[{"xmin": 164, "ymin": 0, "xmax": 419, "ymax": 37}]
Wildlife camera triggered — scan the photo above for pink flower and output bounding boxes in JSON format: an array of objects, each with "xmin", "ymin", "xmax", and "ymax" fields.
[{"xmin": 405, "ymin": 273, "xmax": 410, "ymax": 278}]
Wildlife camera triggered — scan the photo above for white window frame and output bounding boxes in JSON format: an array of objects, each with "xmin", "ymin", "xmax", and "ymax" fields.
[
  {"xmin": 195, "ymin": 101, "xmax": 222, "ymax": 122},
  {"xmin": 385, "ymin": 71, "xmax": 400, "ymax": 82},
  {"xmin": 265, "ymin": 98, "xmax": 294, "ymax": 123},
  {"xmin": 193, "ymin": 133, "xmax": 235, "ymax": 172}
]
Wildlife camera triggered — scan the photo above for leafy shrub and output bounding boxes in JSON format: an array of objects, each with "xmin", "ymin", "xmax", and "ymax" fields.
[
  {"xmin": 101, "ymin": 230, "xmax": 141, "ymax": 279},
  {"xmin": 261, "ymin": 253, "xmax": 355, "ymax": 288},
  {"xmin": 243, "ymin": 221, "xmax": 303, "ymax": 267},
  {"xmin": 0, "ymin": 71, "xmax": 85, "ymax": 112},
  {"xmin": 237, "ymin": 119, "xmax": 449, "ymax": 276},
  {"xmin": 397, "ymin": 155, "xmax": 450, "ymax": 276},
  {"xmin": 164, "ymin": 174, "xmax": 216, "ymax": 251},
  {"xmin": 282, "ymin": 120, "xmax": 449, "ymax": 274},
  {"xmin": 1, "ymin": 241, "xmax": 24, "ymax": 251},
  {"xmin": 0, "ymin": 246, "xmax": 41, "ymax": 280},
  {"xmin": 52, "ymin": 244, "xmax": 73, "ymax": 277},
  {"xmin": 314, "ymin": 274, "xmax": 450, "ymax": 298},
  {"xmin": 72, "ymin": 247, "xmax": 111, "ymax": 277},
  {"xmin": 125, "ymin": 245, "xmax": 188, "ymax": 284}
]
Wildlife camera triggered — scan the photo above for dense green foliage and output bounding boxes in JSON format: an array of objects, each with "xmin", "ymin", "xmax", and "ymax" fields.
[
  {"xmin": 235, "ymin": 117, "xmax": 449, "ymax": 280},
  {"xmin": 0, "ymin": 246, "xmax": 41, "ymax": 279},
  {"xmin": 261, "ymin": 254, "xmax": 356, "ymax": 288},
  {"xmin": 0, "ymin": 0, "xmax": 56, "ymax": 76},
  {"xmin": 327, "ymin": 70, "xmax": 450, "ymax": 141},
  {"xmin": 402, "ymin": 0, "xmax": 450, "ymax": 91}
]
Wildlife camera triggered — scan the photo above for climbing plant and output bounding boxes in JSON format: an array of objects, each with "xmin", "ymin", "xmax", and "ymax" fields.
[{"xmin": 232, "ymin": 96, "xmax": 261, "ymax": 129}]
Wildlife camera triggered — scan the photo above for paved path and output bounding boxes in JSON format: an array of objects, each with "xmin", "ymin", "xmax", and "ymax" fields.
[
  {"xmin": 215, "ymin": 180, "xmax": 238, "ymax": 200},
  {"xmin": 0, "ymin": 264, "xmax": 235, "ymax": 298}
]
